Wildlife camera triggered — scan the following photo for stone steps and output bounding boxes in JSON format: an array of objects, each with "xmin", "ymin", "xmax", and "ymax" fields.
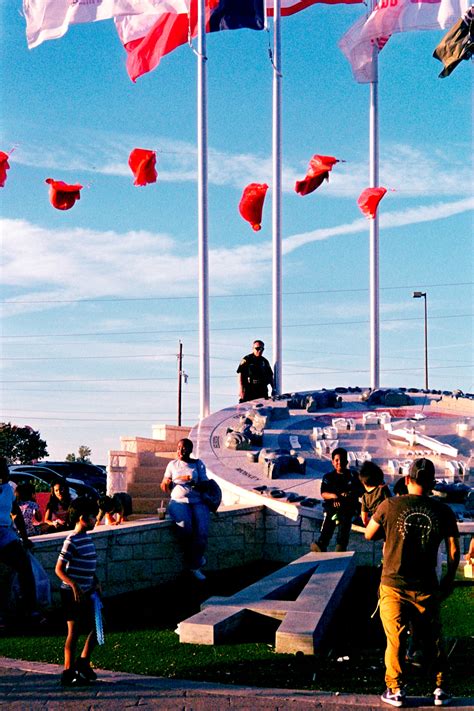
[
  {"xmin": 132, "ymin": 496, "xmax": 169, "ymax": 515},
  {"xmin": 128, "ymin": 482, "xmax": 161, "ymax": 498}
]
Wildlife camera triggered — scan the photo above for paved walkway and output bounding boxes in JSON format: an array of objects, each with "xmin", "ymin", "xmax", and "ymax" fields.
[{"xmin": 1, "ymin": 658, "xmax": 473, "ymax": 710}]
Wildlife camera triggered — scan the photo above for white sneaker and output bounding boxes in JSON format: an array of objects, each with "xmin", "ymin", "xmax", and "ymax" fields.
[
  {"xmin": 433, "ymin": 688, "xmax": 452, "ymax": 706},
  {"xmin": 190, "ymin": 568, "xmax": 206, "ymax": 581}
]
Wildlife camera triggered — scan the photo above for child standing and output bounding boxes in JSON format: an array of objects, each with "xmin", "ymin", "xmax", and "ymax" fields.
[
  {"xmin": 15, "ymin": 483, "xmax": 42, "ymax": 537},
  {"xmin": 55, "ymin": 496, "xmax": 101, "ymax": 686},
  {"xmin": 358, "ymin": 461, "xmax": 392, "ymax": 527}
]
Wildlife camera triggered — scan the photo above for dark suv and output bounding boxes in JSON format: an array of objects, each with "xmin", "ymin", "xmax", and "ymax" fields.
[{"xmin": 34, "ymin": 461, "xmax": 107, "ymax": 493}]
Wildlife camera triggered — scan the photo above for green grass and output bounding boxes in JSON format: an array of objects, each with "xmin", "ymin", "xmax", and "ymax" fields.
[{"xmin": 0, "ymin": 565, "xmax": 473, "ymax": 695}]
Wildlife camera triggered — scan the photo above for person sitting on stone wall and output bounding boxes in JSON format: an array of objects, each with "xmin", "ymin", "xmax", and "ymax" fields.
[{"xmin": 160, "ymin": 438, "xmax": 210, "ymax": 581}]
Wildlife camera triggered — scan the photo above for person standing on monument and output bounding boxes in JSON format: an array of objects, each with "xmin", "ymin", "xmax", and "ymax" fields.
[
  {"xmin": 237, "ymin": 340, "xmax": 274, "ymax": 403},
  {"xmin": 311, "ymin": 447, "xmax": 362, "ymax": 553},
  {"xmin": 365, "ymin": 458, "xmax": 460, "ymax": 708}
]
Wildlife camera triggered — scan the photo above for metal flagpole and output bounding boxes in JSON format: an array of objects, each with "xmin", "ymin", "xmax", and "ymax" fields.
[
  {"xmin": 272, "ymin": 0, "xmax": 282, "ymax": 396},
  {"xmin": 197, "ymin": 0, "xmax": 210, "ymax": 418},
  {"xmin": 369, "ymin": 15, "xmax": 380, "ymax": 390}
]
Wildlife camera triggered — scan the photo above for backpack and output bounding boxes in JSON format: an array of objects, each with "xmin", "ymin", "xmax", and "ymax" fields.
[{"xmin": 193, "ymin": 478, "xmax": 222, "ymax": 513}]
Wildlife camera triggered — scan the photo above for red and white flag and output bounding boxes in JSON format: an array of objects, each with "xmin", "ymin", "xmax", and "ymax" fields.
[
  {"xmin": 118, "ymin": 0, "xmax": 363, "ymax": 81},
  {"xmin": 339, "ymin": 0, "xmax": 471, "ymax": 82},
  {"xmin": 23, "ymin": 0, "xmax": 188, "ymax": 48},
  {"xmin": 267, "ymin": 0, "xmax": 361, "ymax": 13}
]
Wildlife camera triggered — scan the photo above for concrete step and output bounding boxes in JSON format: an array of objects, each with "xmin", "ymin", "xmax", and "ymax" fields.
[
  {"xmin": 128, "ymin": 482, "xmax": 161, "ymax": 498},
  {"xmin": 132, "ymin": 496, "xmax": 168, "ymax": 514},
  {"xmin": 132, "ymin": 462, "xmax": 174, "ymax": 479}
]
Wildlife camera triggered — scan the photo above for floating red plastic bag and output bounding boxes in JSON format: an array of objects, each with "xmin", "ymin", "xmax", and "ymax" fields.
[
  {"xmin": 128, "ymin": 148, "xmax": 157, "ymax": 186},
  {"xmin": 239, "ymin": 182, "xmax": 268, "ymax": 231},
  {"xmin": 45, "ymin": 179, "xmax": 83, "ymax": 210},
  {"xmin": 0, "ymin": 151, "xmax": 11, "ymax": 188},
  {"xmin": 357, "ymin": 187, "xmax": 387, "ymax": 219},
  {"xmin": 295, "ymin": 154, "xmax": 339, "ymax": 196}
]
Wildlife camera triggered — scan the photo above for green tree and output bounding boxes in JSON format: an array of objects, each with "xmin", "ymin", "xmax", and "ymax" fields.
[
  {"xmin": 0, "ymin": 422, "xmax": 48, "ymax": 464},
  {"xmin": 65, "ymin": 446, "xmax": 91, "ymax": 463},
  {"xmin": 77, "ymin": 446, "xmax": 92, "ymax": 462}
]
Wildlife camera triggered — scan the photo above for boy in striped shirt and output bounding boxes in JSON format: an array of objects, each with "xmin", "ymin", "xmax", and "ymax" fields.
[{"xmin": 55, "ymin": 496, "xmax": 100, "ymax": 686}]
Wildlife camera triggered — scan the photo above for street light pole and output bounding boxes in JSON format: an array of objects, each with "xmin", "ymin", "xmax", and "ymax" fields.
[
  {"xmin": 177, "ymin": 340, "xmax": 183, "ymax": 427},
  {"xmin": 413, "ymin": 291, "xmax": 428, "ymax": 390}
]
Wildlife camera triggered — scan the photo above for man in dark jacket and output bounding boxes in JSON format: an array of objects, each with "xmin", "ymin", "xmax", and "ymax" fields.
[
  {"xmin": 237, "ymin": 340, "xmax": 273, "ymax": 403},
  {"xmin": 366, "ymin": 458, "xmax": 460, "ymax": 708}
]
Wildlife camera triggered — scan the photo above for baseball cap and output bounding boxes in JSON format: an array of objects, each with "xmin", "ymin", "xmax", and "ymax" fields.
[{"xmin": 409, "ymin": 458, "xmax": 436, "ymax": 489}]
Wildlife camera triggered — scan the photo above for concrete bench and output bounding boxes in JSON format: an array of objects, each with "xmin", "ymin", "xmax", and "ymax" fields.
[{"xmin": 179, "ymin": 551, "xmax": 356, "ymax": 654}]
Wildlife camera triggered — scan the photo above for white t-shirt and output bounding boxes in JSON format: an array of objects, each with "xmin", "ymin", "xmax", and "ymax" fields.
[{"xmin": 163, "ymin": 458, "xmax": 208, "ymax": 503}]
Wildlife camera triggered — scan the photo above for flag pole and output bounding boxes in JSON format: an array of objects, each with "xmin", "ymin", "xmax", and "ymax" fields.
[
  {"xmin": 272, "ymin": 0, "xmax": 282, "ymax": 396},
  {"xmin": 197, "ymin": 0, "xmax": 210, "ymax": 418},
  {"xmin": 369, "ymin": 10, "xmax": 380, "ymax": 390}
]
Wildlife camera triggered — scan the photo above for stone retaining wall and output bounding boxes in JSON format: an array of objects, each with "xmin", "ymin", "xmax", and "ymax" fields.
[{"xmin": 0, "ymin": 504, "xmax": 383, "ymax": 610}]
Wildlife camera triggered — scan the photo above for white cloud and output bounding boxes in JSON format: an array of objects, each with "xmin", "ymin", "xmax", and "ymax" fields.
[
  {"xmin": 282, "ymin": 197, "xmax": 474, "ymax": 254},
  {"xmin": 1, "ymin": 197, "xmax": 472, "ymax": 317},
  {"xmin": 8, "ymin": 130, "xmax": 472, "ymax": 197}
]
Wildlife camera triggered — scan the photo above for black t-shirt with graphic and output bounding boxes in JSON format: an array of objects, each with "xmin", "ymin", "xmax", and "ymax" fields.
[{"xmin": 373, "ymin": 494, "xmax": 459, "ymax": 591}]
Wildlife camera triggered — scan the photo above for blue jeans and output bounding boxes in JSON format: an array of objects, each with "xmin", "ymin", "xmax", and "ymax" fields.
[{"xmin": 168, "ymin": 500, "xmax": 210, "ymax": 570}]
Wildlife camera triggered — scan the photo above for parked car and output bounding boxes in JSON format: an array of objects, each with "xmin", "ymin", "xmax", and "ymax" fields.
[
  {"xmin": 8, "ymin": 465, "xmax": 100, "ymax": 499},
  {"xmin": 33, "ymin": 461, "xmax": 106, "ymax": 494}
]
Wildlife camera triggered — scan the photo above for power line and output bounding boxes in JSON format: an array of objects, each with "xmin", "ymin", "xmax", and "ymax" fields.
[
  {"xmin": 1, "ymin": 281, "xmax": 471, "ymax": 305},
  {"xmin": 1, "ymin": 312, "xmax": 471, "ymax": 340},
  {"xmin": 1, "ymin": 362, "xmax": 470, "ymax": 385}
]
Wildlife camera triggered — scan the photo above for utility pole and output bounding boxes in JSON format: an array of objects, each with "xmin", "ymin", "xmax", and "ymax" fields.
[{"xmin": 177, "ymin": 340, "xmax": 183, "ymax": 426}]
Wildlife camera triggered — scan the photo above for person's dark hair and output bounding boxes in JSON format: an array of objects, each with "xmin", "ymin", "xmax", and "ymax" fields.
[
  {"xmin": 359, "ymin": 461, "xmax": 384, "ymax": 487},
  {"xmin": 68, "ymin": 496, "xmax": 99, "ymax": 526},
  {"xmin": 331, "ymin": 447, "xmax": 348, "ymax": 464},
  {"xmin": 15, "ymin": 482, "xmax": 35, "ymax": 502},
  {"xmin": 409, "ymin": 458, "xmax": 435, "ymax": 490},
  {"xmin": 0, "ymin": 457, "xmax": 9, "ymax": 483},
  {"xmin": 98, "ymin": 495, "xmax": 114, "ymax": 514},
  {"xmin": 46, "ymin": 479, "xmax": 72, "ymax": 513},
  {"xmin": 393, "ymin": 476, "xmax": 408, "ymax": 496},
  {"xmin": 178, "ymin": 438, "xmax": 193, "ymax": 452}
]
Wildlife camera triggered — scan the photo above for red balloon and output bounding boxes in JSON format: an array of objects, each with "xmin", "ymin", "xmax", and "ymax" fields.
[
  {"xmin": 357, "ymin": 187, "xmax": 387, "ymax": 219},
  {"xmin": 239, "ymin": 183, "xmax": 268, "ymax": 231},
  {"xmin": 295, "ymin": 154, "xmax": 339, "ymax": 196},
  {"xmin": 128, "ymin": 148, "xmax": 157, "ymax": 186},
  {"xmin": 0, "ymin": 151, "xmax": 11, "ymax": 188},
  {"xmin": 45, "ymin": 179, "xmax": 83, "ymax": 210}
]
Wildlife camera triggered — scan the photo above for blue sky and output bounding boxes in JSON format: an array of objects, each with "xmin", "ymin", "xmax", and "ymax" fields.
[{"xmin": 1, "ymin": 1, "xmax": 472, "ymax": 464}]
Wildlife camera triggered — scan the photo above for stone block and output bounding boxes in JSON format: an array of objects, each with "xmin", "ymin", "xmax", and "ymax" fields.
[
  {"xmin": 179, "ymin": 605, "xmax": 247, "ymax": 645},
  {"xmin": 139, "ymin": 528, "xmax": 161, "ymax": 544},
  {"xmin": 110, "ymin": 545, "xmax": 135, "ymax": 562},
  {"xmin": 276, "ymin": 526, "xmax": 301, "ymax": 546}
]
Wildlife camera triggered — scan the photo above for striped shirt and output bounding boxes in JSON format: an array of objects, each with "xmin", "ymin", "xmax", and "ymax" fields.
[{"xmin": 58, "ymin": 531, "xmax": 97, "ymax": 592}]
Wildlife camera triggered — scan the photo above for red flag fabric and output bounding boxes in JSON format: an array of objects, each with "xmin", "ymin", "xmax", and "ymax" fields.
[
  {"xmin": 239, "ymin": 183, "xmax": 268, "ymax": 231},
  {"xmin": 45, "ymin": 178, "xmax": 83, "ymax": 210},
  {"xmin": 295, "ymin": 154, "xmax": 339, "ymax": 196},
  {"xmin": 119, "ymin": 9, "xmax": 194, "ymax": 82},
  {"xmin": 128, "ymin": 148, "xmax": 158, "ymax": 186},
  {"xmin": 0, "ymin": 151, "xmax": 11, "ymax": 188},
  {"xmin": 357, "ymin": 187, "xmax": 387, "ymax": 219}
]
